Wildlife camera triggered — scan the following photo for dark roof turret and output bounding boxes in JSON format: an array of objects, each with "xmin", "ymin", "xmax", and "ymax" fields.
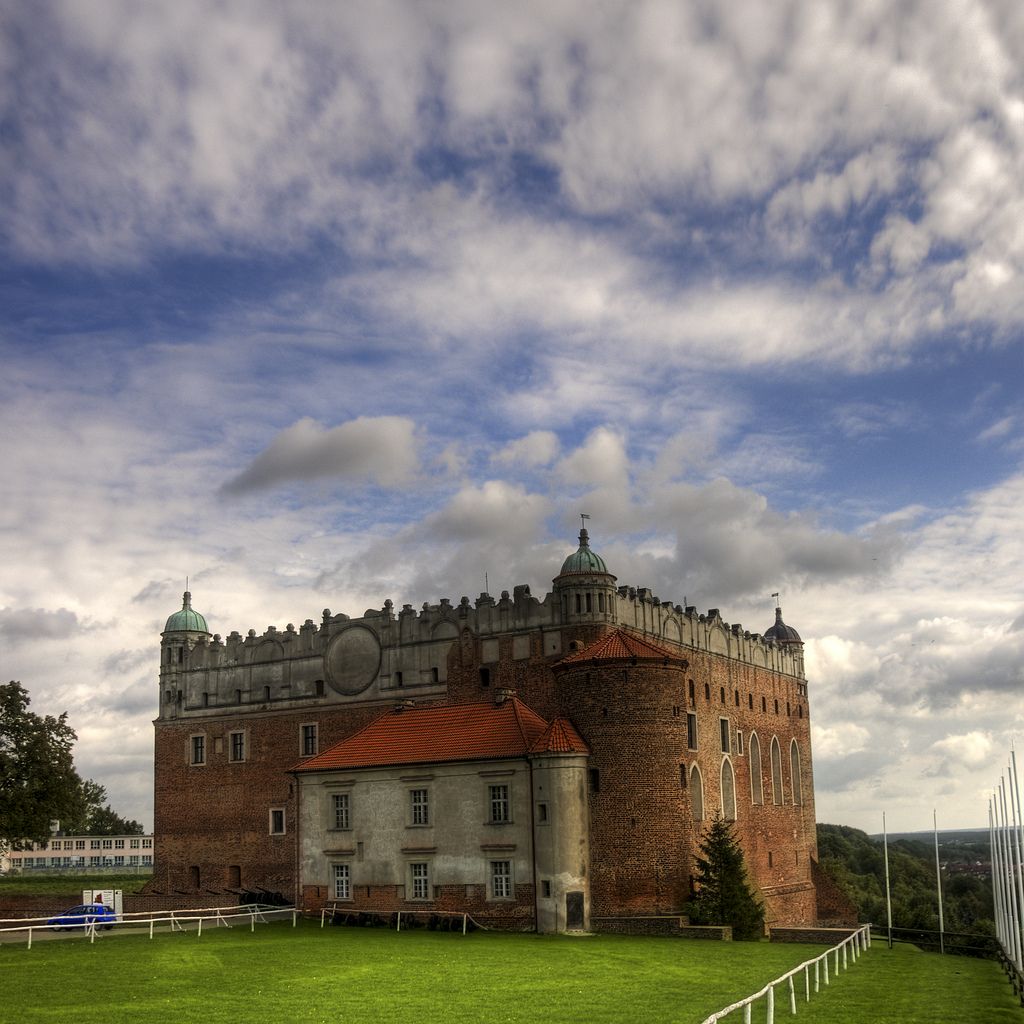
[{"xmin": 764, "ymin": 606, "xmax": 802, "ymax": 645}]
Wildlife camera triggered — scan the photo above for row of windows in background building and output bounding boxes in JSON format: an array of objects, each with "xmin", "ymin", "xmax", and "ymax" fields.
[
  {"xmin": 331, "ymin": 859, "xmax": 515, "ymax": 902},
  {"xmin": 9, "ymin": 855, "xmax": 153, "ymax": 868},
  {"xmin": 20, "ymin": 837, "xmax": 153, "ymax": 852},
  {"xmin": 678, "ymin": 734, "xmax": 804, "ymax": 823},
  {"xmin": 189, "ymin": 723, "xmax": 320, "ymax": 765}
]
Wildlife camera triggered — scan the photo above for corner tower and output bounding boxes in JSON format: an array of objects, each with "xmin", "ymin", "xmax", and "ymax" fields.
[
  {"xmin": 552, "ymin": 523, "xmax": 618, "ymax": 626},
  {"xmin": 764, "ymin": 604, "xmax": 804, "ymax": 676},
  {"xmin": 159, "ymin": 591, "xmax": 211, "ymax": 716}
]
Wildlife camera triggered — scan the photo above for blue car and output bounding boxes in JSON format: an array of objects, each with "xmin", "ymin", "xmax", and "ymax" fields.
[{"xmin": 47, "ymin": 903, "xmax": 117, "ymax": 931}]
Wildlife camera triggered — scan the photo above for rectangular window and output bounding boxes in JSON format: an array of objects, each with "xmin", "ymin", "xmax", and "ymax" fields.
[
  {"xmin": 301, "ymin": 724, "xmax": 318, "ymax": 757},
  {"xmin": 89, "ymin": 856, "xmax": 101, "ymax": 866},
  {"xmin": 537, "ymin": 802, "xmax": 549, "ymax": 824},
  {"xmin": 191, "ymin": 734, "xmax": 206, "ymax": 765},
  {"xmin": 541, "ymin": 879, "xmax": 552, "ymax": 898},
  {"xmin": 114, "ymin": 855, "xmax": 124, "ymax": 866},
  {"xmin": 130, "ymin": 839, "xmax": 140, "ymax": 849},
  {"xmin": 76, "ymin": 840, "xmax": 85, "ymax": 850},
  {"xmin": 90, "ymin": 840, "xmax": 100, "ymax": 850},
  {"xmin": 230, "ymin": 731, "xmax": 245, "ymax": 762},
  {"xmin": 333, "ymin": 863, "xmax": 351, "ymax": 900},
  {"xmin": 142, "ymin": 839, "xmax": 152, "ymax": 848},
  {"xmin": 736, "ymin": 731, "xmax": 744, "ymax": 755},
  {"xmin": 333, "ymin": 793, "xmax": 350, "ymax": 831},
  {"xmin": 269, "ymin": 808, "xmax": 286, "ymax": 835},
  {"xmin": 114, "ymin": 839, "xmax": 125, "ymax": 849},
  {"xmin": 410, "ymin": 862, "xmax": 430, "ymax": 900},
  {"xmin": 102, "ymin": 839, "xmax": 113, "ymax": 850},
  {"xmin": 588, "ymin": 768, "xmax": 600, "ymax": 793},
  {"xmin": 491, "ymin": 860, "xmax": 512, "ymax": 899},
  {"xmin": 129, "ymin": 855, "xmax": 139, "ymax": 866},
  {"xmin": 411, "ymin": 788, "xmax": 429, "ymax": 826},
  {"xmin": 142, "ymin": 855, "xmax": 153, "ymax": 865},
  {"xmin": 720, "ymin": 718, "xmax": 731, "ymax": 754},
  {"xmin": 686, "ymin": 712, "xmax": 698, "ymax": 750},
  {"xmin": 489, "ymin": 784, "xmax": 510, "ymax": 823}
]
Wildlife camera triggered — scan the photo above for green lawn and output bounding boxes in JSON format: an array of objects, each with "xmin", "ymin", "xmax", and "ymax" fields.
[
  {"xmin": 0, "ymin": 872, "xmax": 152, "ymax": 896},
  {"xmin": 0, "ymin": 921, "xmax": 1019, "ymax": 1024}
]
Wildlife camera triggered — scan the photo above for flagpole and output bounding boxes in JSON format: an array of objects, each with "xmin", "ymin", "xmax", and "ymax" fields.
[
  {"xmin": 1009, "ymin": 751, "xmax": 1024, "ymax": 971},
  {"xmin": 1001, "ymin": 779, "xmax": 1022, "ymax": 970},
  {"xmin": 933, "ymin": 809, "xmax": 944, "ymax": 954},
  {"xmin": 883, "ymin": 811, "xmax": 893, "ymax": 949},
  {"xmin": 991, "ymin": 799, "xmax": 1005, "ymax": 951}
]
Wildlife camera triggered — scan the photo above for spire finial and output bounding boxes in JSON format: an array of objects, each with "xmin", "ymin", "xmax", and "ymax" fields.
[{"xmin": 579, "ymin": 512, "xmax": 591, "ymax": 546}]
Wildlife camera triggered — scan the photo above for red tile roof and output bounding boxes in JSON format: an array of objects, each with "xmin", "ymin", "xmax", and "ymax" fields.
[
  {"xmin": 529, "ymin": 717, "xmax": 590, "ymax": 755},
  {"xmin": 558, "ymin": 627, "xmax": 685, "ymax": 665},
  {"xmin": 294, "ymin": 698, "xmax": 563, "ymax": 772}
]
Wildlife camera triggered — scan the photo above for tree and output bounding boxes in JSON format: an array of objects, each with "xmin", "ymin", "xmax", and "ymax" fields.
[
  {"xmin": 0, "ymin": 681, "xmax": 87, "ymax": 846},
  {"xmin": 65, "ymin": 778, "xmax": 144, "ymax": 835},
  {"xmin": 687, "ymin": 815, "xmax": 765, "ymax": 940}
]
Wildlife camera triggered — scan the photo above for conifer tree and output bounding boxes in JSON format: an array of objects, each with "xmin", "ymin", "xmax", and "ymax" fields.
[{"xmin": 688, "ymin": 815, "xmax": 765, "ymax": 940}]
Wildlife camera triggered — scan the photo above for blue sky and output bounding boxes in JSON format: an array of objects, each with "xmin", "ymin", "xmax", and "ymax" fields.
[{"xmin": 2, "ymin": 0, "xmax": 1023, "ymax": 832}]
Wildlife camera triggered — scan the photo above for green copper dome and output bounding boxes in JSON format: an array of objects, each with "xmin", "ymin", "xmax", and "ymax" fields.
[
  {"xmin": 559, "ymin": 527, "xmax": 610, "ymax": 576},
  {"xmin": 164, "ymin": 591, "xmax": 209, "ymax": 633}
]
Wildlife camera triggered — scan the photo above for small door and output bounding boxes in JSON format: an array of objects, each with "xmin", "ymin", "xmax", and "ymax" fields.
[{"xmin": 566, "ymin": 891, "xmax": 584, "ymax": 930}]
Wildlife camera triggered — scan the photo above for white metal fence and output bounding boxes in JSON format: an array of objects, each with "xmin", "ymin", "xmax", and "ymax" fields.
[
  {"xmin": 699, "ymin": 925, "xmax": 872, "ymax": 1024},
  {"xmin": 0, "ymin": 902, "xmax": 296, "ymax": 949}
]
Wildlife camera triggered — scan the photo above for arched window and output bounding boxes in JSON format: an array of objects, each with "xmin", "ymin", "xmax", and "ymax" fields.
[
  {"xmin": 720, "ymin": 758, "xmax": 737, "ymax": 821},
  {"xmin": 770, "ymin": 736, "xmax": 784, "ymax": 805},
  {"xmin": 690, "ymin": 765, "xmax": 704, "ymax": 820},
  {"xmin": 790, "ymin": 741, "xmax": 803, "ymax": 806},
  {"xmin": 749, "ymin": 732, "xmax": 764, "ymax": 805}
]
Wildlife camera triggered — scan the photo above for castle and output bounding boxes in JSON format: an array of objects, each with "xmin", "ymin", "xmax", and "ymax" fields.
[{"xmin": 153, "ymin": 527, "xmax": 827, "ymax": 931}]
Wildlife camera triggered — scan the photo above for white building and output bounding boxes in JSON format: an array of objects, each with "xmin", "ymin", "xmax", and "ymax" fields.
[{"xmin": 4, "ymin": 829, "xmax": 153, "ymax": 873}]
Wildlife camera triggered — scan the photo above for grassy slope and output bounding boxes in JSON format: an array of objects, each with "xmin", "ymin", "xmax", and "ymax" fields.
[
  {"xmin": 1, "ymin": 923, "xmax": 1019, "ymax": 1024},
  {"xmin": 791, "ymin": 942, "xmax": 1021, "ymax": 1024}
]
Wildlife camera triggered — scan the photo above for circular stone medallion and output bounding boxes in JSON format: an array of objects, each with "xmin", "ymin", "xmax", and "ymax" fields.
[{"xmin": 325, "ymin": 626, "xmax": 381, "ymax": 696}]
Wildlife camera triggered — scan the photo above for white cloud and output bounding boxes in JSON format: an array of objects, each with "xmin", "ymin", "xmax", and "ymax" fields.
[
  {"xmin": 812, "ymin": 722, "xmax": 871, "ymax": 759},
  {"xmin": 493, "ymin": 431, "xmax": 561, "ymax": 469},
  {"xmin": 556, "ymin": 427, "xmax": 629, "ymax": 491},
  {"xmin": 931, "ymin": 731, "xmax": 993, "ymax": 770}
]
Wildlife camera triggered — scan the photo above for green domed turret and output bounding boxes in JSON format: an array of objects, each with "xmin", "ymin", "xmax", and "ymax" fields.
[
  {"xmin": 164, "ymin": 591, "xmax": 208, "ymax": 633},
  {"xmin": 559, "ymin": 528, "xmax": 609, "ymax": 576},
  {"xmin": 553, "ymin": 522, "xmax": 617, "ymax": 625}
]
